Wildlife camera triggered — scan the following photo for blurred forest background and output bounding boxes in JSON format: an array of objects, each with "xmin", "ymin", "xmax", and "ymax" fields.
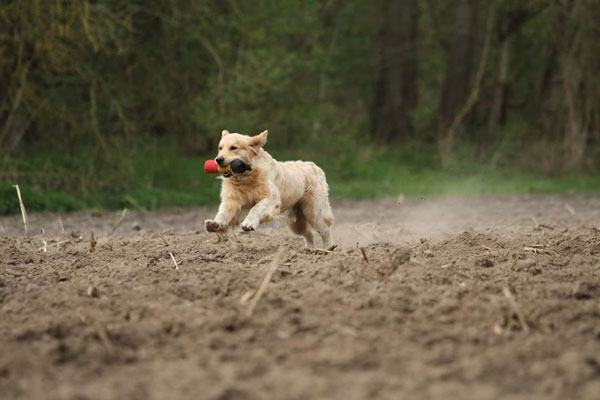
[{"xmin": 1, "ymin": 0, "xmax": 599, "ymax": 213}]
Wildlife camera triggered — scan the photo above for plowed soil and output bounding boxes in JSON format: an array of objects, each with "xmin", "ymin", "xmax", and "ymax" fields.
[{"xmin": 1, "ymin": 194, "xmax": 600, "ymax": 399}]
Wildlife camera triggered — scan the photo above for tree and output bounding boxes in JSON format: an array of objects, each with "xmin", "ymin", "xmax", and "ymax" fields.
[
  {"xmin": 371, "ymin": 0, "xmax": 418, "ymax": 143},
  {"xmin": 439, "ymin": 0, "xmax": 479, "ymax": 128}
]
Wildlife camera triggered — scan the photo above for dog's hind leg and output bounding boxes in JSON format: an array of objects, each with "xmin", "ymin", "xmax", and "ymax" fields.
[
  {"xmin": 302, "ymin": 198, "xmax": 334, "ymax": 250},
  {"xmin": 288, "ymin": 204, "xmax": 315, "ymax": 248}
]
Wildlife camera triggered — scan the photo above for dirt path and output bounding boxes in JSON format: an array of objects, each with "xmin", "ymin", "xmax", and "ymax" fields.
[{"xmin": 1, "ymin": 194, "xmax": 600, "ymax": 399}]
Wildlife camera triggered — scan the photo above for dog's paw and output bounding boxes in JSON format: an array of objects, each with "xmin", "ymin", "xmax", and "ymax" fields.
[
  {"xmin": 240, "ymin": 219, "xmax": 257, "ymax": 232},
  {"xmin": 204, "ymin": 219, "xmax": 222, "ymax": 233}
]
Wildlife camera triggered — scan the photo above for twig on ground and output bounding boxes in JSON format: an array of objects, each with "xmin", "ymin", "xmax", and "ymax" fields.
[
  {"xmin": 305, "ymin": 247, "xmax": 334, "ymax": 255},
  {"xmin": 359, "ymin": 247, "xmax": 369, "ymax": 264},
  {"xmin": 530, "ymin": 216, "xmax": 539, "ymax": 228},
  {"xmin": 455, "ymin": 271, "xmax": 473, "ymax": 280},
  {"xmin": 96, "ymin": 326, "xmax": 115, "ymax": 355},
  {"xmin": 502, "ymin": 287, "xmax": 530, "ymax": 333},
  {"xmin": 58, "ymin": 216, "xmax": 65, "ymax": 234},
  {"xmin": 13, "ymin": 185, "xmax": 29, "ymax": 236},
  {"xmin": 110, "ymin": 208, "xmax": 127, "ymax": 235},
  {"xmin": 158, "ymin": 233, "xmax": 170, "ymax": 247},
  {"xmin": 480, "ymin": 244, "xmax": 492, "ymax": 251},
  {"xmin": 529, "ymin": 216, "xmax": 554, "ymax": 230},
  {"xmin": 527, "ymin": 244, "xmax": 546, "ymax": 248},
  {"xmin": 523, "ymin": 245, "xmax": 553, "ymax": 255},
  {"xmin": 159, "ymin": 233, "xmax": 179, "ymax": 269},
  {"xmin": 37, "ymin": 239, "xmax": 71, "ymax": 251},
  {"xmin": 169, "ymin": 251, "xmax": 179, "ymax": 270},
  {"xmin": 39, "ymin": 228, "xmax": 47, "ymax": 252},
  {"xmin": 245, "ymin": 248, "xmax": 284, "ymax": 317},
  {"xmin": 564, "ymin": 203, "xmax": 575, "ymax": 215},
  {"xmin": 90, "ymin": 232, "xmax": 97, "ymax": 253}
]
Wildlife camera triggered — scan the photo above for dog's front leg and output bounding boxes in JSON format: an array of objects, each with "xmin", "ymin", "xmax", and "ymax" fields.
[
  {"xmin": 205, "ymin": 201, "xmax": 241, "ymax": 233},
  {"xmin": 241, "ymin": 197, "xmax": 280, "ymax": 231}
]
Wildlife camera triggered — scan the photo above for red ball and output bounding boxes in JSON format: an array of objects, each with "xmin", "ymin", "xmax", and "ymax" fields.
[{"xmin": 204, "ymin": 159, "xmax": 219, "ymax": 173}]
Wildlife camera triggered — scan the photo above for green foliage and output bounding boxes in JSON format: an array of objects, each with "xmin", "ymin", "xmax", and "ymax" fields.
[
  {"xmin": 0, "ymin": 183, "xmax": 84, "ymax": 214},
  {"xmin": 1, "ymin": 0, "xmax": 599, "ymax": 214},
  {"xmin": 1, "ymin": 138, "xmax": 597, "ymax": 214}
]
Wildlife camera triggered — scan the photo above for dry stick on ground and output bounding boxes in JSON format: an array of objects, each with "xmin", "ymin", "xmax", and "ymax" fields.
[
  {"xmin": 529, "ymin": 216, "xmax": 554, "ymax": 230},
  {"xmin": 245, "ymin": 248, "xmax": 284, "ymax": 317},
  {"xmin": 159, "ymin": 233, "xmax": 179, "ymax": 269},
  {"xmin": 39, "ymin": 228, "xmax": 47, "ymax": 252},
  {"xmin": 502, "ymin": 287, "xmax": 530, "ymax": 333},
  {"xmin": 169, "ymin": 252, "xmax": 179, "ymax": 270},
  {"xmin": 58, "ymin": 216, "xmax": 65, "ymax": 234},
  {"xmin": 305, "ymin": 244, "xmax": 337, "ymax": 255},
  {"xmin": 96, "ymin": 326, "xmax": 115, "ymax": 356},
  {"xmin": 158, "ymin": 233, "xmax": 170, "ymax": 247},
  {"xmin": 90, "ymin": 232, "xmax": 97, "ymax": 253},
  {"xmin": 109, "ymin": 208, "xmax": 128, "ymax": 235},
  {"xmin": 13, "ymin": 185, "xmax": 29, "ymax": 236},
  {"xmin": 37, "ymin": 239, "xmax": 71, "ymax": 251},
  {"xmin": 360, "ymin": 247, "xmax": 369, "ymax": 264},
  {"xmin": 564, "ymin": 203, "xmax": 576, "ymax": 215}
]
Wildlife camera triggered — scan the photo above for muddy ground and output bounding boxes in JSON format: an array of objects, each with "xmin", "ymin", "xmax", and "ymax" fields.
[{"xmin": 1, "ymin": 194, "xmax": 600, "ymax": 399}]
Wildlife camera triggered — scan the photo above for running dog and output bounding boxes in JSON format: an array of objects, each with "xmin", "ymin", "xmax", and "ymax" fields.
[{"xmin": 204, "ymin": 129, "xmax": 334, "ymax": 249}]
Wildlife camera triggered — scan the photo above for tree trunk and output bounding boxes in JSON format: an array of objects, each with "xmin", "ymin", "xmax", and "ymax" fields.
[
  {"xmin": 371, "ymin": 0, "xmax": 418, "ymax": 143},
  {"xmin": 561, "ymin": 53, "xmax": 588, "ymax": 171},
  {"xmin": 480, "ymin": 33, "xmax": 509, "ymax": 159},
  {"xmin": 439, "ymin": 0, "xmax": 479, "ymax": 129}
]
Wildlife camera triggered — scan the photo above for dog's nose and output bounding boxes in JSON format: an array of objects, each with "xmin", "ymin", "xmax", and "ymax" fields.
[{"xmin": 215, "ymin": 156, "xmax": 225, "ymax": 166}]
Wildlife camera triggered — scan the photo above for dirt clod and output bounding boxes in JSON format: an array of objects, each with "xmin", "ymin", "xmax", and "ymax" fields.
[
  {"xmin": 474, "ymin": 257, "xmax": 494, "ymax": 268},
  {"xmin": 573, "ymin": 282, "xmax": 599, "ymax": 300},
  {"xmin": 86, "ymin": 285, "xmax": 99, "ymax": 298}
]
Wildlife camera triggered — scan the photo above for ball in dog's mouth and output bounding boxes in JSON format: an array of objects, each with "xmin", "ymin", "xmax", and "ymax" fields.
[
  {"xmin": 229, "ymin": 159, "xmax": 252, "ymax": 174},
  {"xmin": 221, "ymin": 159, "xmax": 250, "ymax": 178}
]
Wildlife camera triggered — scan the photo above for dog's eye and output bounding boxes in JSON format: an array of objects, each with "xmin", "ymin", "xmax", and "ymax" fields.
[
  {"xmin": 218, "ymin": 146, "xmax": 222, "ymax": 150},
  {"xmin": 230, "ymin": 146, "xmax": 238, "ymax": 150}
]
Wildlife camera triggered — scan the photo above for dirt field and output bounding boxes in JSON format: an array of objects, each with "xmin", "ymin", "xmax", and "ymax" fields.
[{"xmin": 1, "ymin": 194, "xmax": 600, "ymax": 400}]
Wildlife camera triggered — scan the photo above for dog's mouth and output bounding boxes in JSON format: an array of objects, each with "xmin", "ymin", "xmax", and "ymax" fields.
[{"xmin": 223, "ymin": 159, "xmax": 252, "ymax": 178}]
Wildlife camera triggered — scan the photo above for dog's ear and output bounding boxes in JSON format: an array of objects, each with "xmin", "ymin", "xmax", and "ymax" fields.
[
  {"xmin": 221, "ymin": 129, "xmax": 230, "ymax": 138},
  {"xmin": 250, "ymin": 130, "xmax": 268, "ymax": 150}
]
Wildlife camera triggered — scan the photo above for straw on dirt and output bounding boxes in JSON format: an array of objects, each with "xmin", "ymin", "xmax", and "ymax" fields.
[
  {"xmin": 13, "ymin": 184, "xmax": 29, "ymax": 236},
  {"xmin": 110, "ymin": 208, "xmax": 128, "ymax": 235},
  {"xmin": 502, "ymin": 286, "xmax": 530, "ymax": 333},
  {"xmin": 245, "ymin": 247, "xmax": 284, "ymax": 317},
  {"xmin": 158, "ymin": 233, "xmax": 179, "ymax": 269}
]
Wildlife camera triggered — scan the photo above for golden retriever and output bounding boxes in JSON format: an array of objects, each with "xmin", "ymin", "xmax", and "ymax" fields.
[{"xmin": 204, "ymin": 129, "xmax": 334, "ymax": 249}]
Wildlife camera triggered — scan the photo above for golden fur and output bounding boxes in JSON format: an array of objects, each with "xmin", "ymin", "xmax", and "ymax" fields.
[{"xmin": 204, "ymin": 129, "xmax": 334, "ymax": 248}]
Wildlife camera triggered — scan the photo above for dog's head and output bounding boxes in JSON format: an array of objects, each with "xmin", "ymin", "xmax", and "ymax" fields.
[{"xmin": 215, "ymin": 130, "xmax": 268, "ymax": 176}]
